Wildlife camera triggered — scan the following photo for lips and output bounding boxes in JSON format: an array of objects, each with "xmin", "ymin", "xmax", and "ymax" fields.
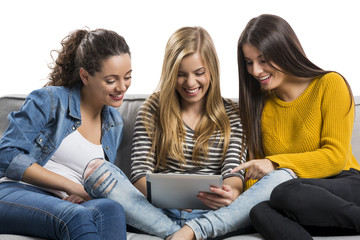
[
  {"xmin": 258, "ymin": 74, "xmax": 271, "ymax": 84},
  {"xmin": 110, "ymin": 93, "xmax": 124, "ymax": 101},
  {"xmin": 184, "ymin": 87, "xmax": 200, "ymax": 96}
]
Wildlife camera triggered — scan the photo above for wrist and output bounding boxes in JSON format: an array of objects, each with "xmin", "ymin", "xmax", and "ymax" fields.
[{"xmin": 266, "ymin": 158, "xmax": 278, "ymax": 169}]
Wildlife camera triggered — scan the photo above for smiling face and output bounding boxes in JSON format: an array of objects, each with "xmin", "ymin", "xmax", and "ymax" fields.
[
  {"xmin": 81, "ymin": 54, "xmax": 132, "ymax": 109},
  {"xmin": 176, "ymin": 52, "xmax": 210, "ymax": 109},
  {"xmin": 242, "ymin": 44, "xmax": 289, "ymax": 92}
]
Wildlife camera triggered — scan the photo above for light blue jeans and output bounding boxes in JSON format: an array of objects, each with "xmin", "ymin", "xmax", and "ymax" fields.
[
  {"xmin": 83, "ymin": 160, "xmax": 294, "ymax": 239},
  {"xmin": 83, "ymin": 160, "xmax": 181, "ymax": 238},
  {"xmin": 186, "ymin": 169, "xmax": 295, "ymax": 239}
]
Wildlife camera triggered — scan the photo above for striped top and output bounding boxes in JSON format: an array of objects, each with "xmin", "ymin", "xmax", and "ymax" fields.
[
  {"xmin": 245, "ymin": 72, "xmax": 360, "ymax": 189},
  {"xmin": 130, "ymin": 94, "xmax": 246, "ymax": 184}
]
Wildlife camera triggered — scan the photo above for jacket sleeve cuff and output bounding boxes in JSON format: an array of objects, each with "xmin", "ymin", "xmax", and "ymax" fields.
[{"xmin": 5, "ymin": 153, "xmax": 37, "ymax": 180}]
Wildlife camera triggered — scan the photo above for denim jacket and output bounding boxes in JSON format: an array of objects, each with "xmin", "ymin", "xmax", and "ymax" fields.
[{"xmin": 0, "ymin": 84, "xmax": 124, "ymax": 180}]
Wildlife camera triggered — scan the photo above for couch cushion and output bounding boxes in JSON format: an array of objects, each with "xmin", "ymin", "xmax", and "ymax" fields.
[
  {"xmin": 115, "ymin": 94, "xmax": 147, "ymax": 178},
  {"xmin": 0, "ymin": 95, "xmax": 26, "ymax": 136},
  {"xmin": 352, "ymin": 96, "xmax": 360, "ymax": 161}
]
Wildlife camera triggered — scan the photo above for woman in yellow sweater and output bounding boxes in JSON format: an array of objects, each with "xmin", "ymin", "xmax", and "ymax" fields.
[{"xmin": 232, "ymin": 14, "xmax": 360, "ymax": 239}]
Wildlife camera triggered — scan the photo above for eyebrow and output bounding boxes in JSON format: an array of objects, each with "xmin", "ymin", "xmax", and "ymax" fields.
[
  {"xmin": 178, "ymin": 67, "xmax": 205, "ymax": 73},
  {"xmin": 194, "ymin": 67, "xmax": 205, "ymax": 72},
  {"xmin": 244, "ymin": 55, "xmax": 263, "ymax": 61},
  {"xmin": 104, "ymin": 70, "xmax": 132, "ymax": 79}
]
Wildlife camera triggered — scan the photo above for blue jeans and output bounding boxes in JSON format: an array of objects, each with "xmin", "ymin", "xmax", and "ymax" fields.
[
  {"xmin": 186, "ymin": 169, "xmax": 295, "ymax": 239},
  {"xmin": 83, "ymin": 160, "xmax": 181, "ymax": 238},
  {"xmin": 83, "ymin": 160, "xmax": 295, "ymax": 239},
  {"xmin": 0, "ymin": 182, "xmax": 126, "ymax": 240},
  {"xmin": 163, "ymin": 209, "xmax": 210, "ymax": 227}
]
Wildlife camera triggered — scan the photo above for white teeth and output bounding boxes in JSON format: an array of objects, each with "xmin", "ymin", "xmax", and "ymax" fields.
[
  {"xmin": 186, "ymin": 88, "xmax": 200, "ymax": 93},
  {"xmin": 111, "ymin": 94, "xmax": 123, "ymax": 98},
  {"xmin": 259, "ymin": 75, "xmax": 271, "ymax": 81}
]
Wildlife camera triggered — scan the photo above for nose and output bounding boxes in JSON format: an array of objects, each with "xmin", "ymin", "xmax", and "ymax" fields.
[
  {"xmin": 252, "ymin": 62, "xmax": 263, "ymax": 76},
  {"xmin": 185, "ymin": 74, "xmax": 197, "ymax": 86},
  {"xmin": 115, "ymin": 79, "xmax": 127, "ymax": 92}
]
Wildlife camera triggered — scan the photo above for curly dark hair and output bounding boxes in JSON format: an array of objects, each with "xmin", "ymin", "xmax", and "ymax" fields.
[{"xmin": 46, "ymin": 28, "xmax": 130, "ymax": 87}]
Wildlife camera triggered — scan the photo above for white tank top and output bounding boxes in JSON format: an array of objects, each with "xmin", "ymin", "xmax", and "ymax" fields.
[{"xmin": 0, "ymin": 130, "xmax": 104, "ymax": 198}]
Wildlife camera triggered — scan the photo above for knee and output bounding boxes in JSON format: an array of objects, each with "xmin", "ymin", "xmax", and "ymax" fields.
[
  {"xmin": 83, "ymin": 159, "xmax": 117, "ymax": 196},
  {"xmin": 270, "ymin": 178, "xmax": 302, "ymax": 210},
  {"xmin": 108, "ymin": 200, "xmax": 126, "ymax": 224},
  {"xmin": 250, "ymin": 201, "xmax": 271, "ymax": 227},
  {"xmin": 64, "ymin": 205, "xmax": 95, "ymax": 230},
  {"xmin": 84, "ymin": 158, "xmax": 105, "ymax": 181},
  {"xmin": 90, "ymin": 199, "xmax": 126, "ymax": 223},
  {"xmin": 61, "ymin": 205, "xmax": 102, "ymax": 239}
]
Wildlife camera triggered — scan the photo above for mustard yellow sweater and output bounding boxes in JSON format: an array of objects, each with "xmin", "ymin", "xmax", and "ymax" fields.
[{"xmin": 245, "ymin": 72, "xmax": 360, "ymax": 190}]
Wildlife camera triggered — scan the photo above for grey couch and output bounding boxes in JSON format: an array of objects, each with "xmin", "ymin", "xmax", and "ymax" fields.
[{"xmin": 0, "ymin": 94, "xmax": 359, "ymax": 240}]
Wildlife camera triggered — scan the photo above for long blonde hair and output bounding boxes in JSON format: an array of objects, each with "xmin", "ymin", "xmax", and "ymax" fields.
[{"xmin": 144, "ymin": 26, "xmax": 231, "ymax": 169}]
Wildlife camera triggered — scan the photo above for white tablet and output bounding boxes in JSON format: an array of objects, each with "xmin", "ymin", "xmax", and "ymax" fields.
[{"xmin": 146, "ymin": 173, "xmax": 223, "ymax": 210}]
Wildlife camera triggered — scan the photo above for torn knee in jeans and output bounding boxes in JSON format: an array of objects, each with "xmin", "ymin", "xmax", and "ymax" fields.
[
  {"xmin": 84, "ymin": 159, "xmax": 116, "ymax": 194},
  {"xmin": 84, "ymin": 158, "xmax": 105, "ymax": 180}
]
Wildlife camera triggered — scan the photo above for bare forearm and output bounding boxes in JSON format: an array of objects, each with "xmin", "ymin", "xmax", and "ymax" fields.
[
  {"xmin": 133, "ymin": 176, "xmax": 147, "ymax": 197},
  {"xmin": 223, "ymin": 176, "xmax": 243, "ymax": 198},
  {"xmin": 22, "ymin": 163, "xmax": 87, "ymax": 199}
]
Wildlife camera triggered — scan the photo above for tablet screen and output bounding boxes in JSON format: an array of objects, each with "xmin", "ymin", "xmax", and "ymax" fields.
[{"xmin": 146, "ymin": 173, "xmax": 223, "ymax": 209}]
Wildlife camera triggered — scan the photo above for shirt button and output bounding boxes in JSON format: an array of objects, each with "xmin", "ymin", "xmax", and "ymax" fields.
[
  {"xmin": 106, "ymin": 147, "xmax": 109, "ymax": 150},
  {"xmin": 72, "ymin": 126, "xmax": 76, "ymax": 130},
  {"xmin": 39, "ymin": 139, "xmax": 43, "ymax": 142}
]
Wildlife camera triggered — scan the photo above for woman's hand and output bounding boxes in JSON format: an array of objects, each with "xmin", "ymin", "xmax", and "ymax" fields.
[
  {"xmin": 231, "ymin": 159, "xmax": 277, "ymax": 181},
  {"xmin": 197, "ymin": 184, "xmax": 236, "ymax": 210},
  {"xmin": 64, "ymin": 182, "xmax": 91, "ymax": 202},
  {"xmin": 63, "ymin": 194, "xmax": 87, "ymax": 204}
]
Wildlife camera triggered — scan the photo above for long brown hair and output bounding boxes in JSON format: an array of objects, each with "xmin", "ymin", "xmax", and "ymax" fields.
[
  {"xmin": 144, "ymin": 26, "xmax": 233, "ymax": 168},
  {"xmin": 46, "ymin": 28, "xmax": 130, "ymax": 87},
  {"xmin": 237, "ymin": 14, "xmax": 353, "ymax": 158}
]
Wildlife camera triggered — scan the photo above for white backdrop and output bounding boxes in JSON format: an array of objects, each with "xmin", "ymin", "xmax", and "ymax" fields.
[{"xmin": 1, "ymin": 0, "xmax": 359, "ymax": 98}]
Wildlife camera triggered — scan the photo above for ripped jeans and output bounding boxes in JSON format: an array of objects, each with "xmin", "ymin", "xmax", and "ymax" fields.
[
  {"xmin": 82, "ymin": 159, "xmax": 181, "ymax": 238},
  {"xmin": 83, "ymin": 159, "xmax": 295, "ymax": 239},
  {"xmin": 185, "ymin": 168, "xmax": 296, "ymax": 239}
]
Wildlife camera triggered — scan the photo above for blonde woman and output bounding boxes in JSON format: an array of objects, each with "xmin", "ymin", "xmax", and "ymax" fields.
[
  {"xmin": 131, "ymin": 26, "xmax": 245, "ymax": 198},
  {"xmin": 130, "ymin": 26, "xmax": 246, "ymax": 235}
]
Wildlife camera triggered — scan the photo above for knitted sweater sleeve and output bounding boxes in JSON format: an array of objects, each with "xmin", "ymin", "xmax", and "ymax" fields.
[{"xmin": 266, "ymin": 72, "xmax": 355, "ymax": 178}]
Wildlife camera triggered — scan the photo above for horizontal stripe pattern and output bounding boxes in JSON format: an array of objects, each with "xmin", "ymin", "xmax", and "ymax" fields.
[{"xmin": 130, "ymin": 96, "xmax": 246, "ymax": 183}]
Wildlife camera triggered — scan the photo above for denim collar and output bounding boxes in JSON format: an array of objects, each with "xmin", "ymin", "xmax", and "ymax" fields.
[
  {"xmin": 68, "ymin": 84, "xmax": 82, "ymax": 120},
  {"xmin": 67, "ymin": 84, "xmax": 121, "ymax": 128}
]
